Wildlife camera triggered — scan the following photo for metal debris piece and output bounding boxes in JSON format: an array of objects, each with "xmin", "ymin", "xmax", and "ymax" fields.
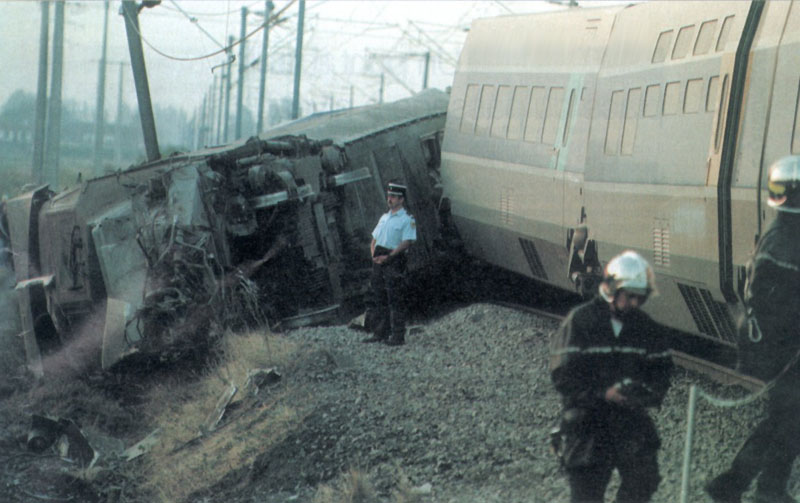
[
  {"xmin": 204, "ymin": 384, "xmax": 238, "ymax": 433},
  {"xmin": 57, "ymin": 419, "xmax": 96, "ymax": 468},
  {"xmin": 244, "ymin": 368, "xmax": 281, "ymax": 396},
  {"xmin": 27, "ymin": 414, "xmax": 61, "ymax": 452},
  {"xmin": 122, "ymin": 428, "xmax": 162, "ymax": 461}
]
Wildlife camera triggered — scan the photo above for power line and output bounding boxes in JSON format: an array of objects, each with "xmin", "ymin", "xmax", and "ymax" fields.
[{"xmin": 121, "ymin": 0, "xmax": 296, "ymax": 62}]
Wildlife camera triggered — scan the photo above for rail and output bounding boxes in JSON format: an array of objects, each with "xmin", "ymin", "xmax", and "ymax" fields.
[{"xmin": 489, "ymin": 300, "xmax": 764, "ymax": 393}]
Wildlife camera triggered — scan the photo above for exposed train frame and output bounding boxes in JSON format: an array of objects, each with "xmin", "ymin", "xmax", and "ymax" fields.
[
  {"xmin": 1, "ymin": 90, "xmax": 448, "ymax": 376},
  {"xmin": 441, "ymin": 0, "xmax": 799, "ymax": 349}
]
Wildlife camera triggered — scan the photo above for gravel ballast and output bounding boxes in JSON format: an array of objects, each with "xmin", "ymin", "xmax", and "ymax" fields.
[{"xmin": 218, "ymin": 302, "xmax": 790, "ymax": 503}]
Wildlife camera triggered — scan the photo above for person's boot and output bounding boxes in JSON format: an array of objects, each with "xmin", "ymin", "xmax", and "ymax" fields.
[
  {"xmin": 361, "ymin": 334, "xmax": 386, "ymax": 343},
  {"xmin": 704, "ymin": 472, "xmax": 745, "ymax": 503}
]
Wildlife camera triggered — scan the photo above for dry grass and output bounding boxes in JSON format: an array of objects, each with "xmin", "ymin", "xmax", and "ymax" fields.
[
  {"xmin": 312, "ymin": 469, "xmax": 428, "ymax": 503},
  {"xmin": 139, "ymin": 329, "xmax": 306, "ymax": 503}
]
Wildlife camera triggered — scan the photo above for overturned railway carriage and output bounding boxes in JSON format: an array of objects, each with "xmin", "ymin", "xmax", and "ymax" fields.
[
  {"xmin": 4, "ymin": 90, "xmax": 448, "ymax": 375},
  {"xmin": 441, "ymin": 1, "xmax": 800, "ymax": 350}
]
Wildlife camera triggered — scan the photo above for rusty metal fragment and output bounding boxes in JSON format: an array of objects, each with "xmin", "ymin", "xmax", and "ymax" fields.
[{"xmin": 204, "ymin": 384, "xmax": 238, "ymax": 434}]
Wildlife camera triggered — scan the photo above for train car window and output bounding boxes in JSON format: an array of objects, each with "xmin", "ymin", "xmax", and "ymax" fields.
[
  {"xmin": 460, "ymin": 84, "xmax": 481, "ymax": 134},
  {"xmin": 605, "ymin": 90, "xmax": 625, "ymax": 155},
  {"xmin": 792, "ymin": 80, "xmax": 800, "ymax": 154},
  {"xmin": 652, "ymin": 30, "xmax": 674, "ymax": 63},
  {"xmin": 508, "ymin": 86, "xmax": 529, "ymax": 141},
  {"xmin": 644, "ymin": 84, "xmax": 661, "ymax": 117},
  {"xmin": 684, "ymin": 78, "xmax": 704, "ymax": 114},
  {"xmin": 672, "ymin": 25, "xmax": 696, "ymax": 60},
  {"xmin": 694, "ymin": 20, "xmax": 718, "ymax": 55},
  {"xmin": 491, "ymin": 85, "xmax": 513, "ymax": 138},
  {"xmin": 706, "ymin": 76, "xmax": 720, "ymax": 112},
  {"xmin": 524, "ymin": 86, "xmax": 547, "ymax": 143},
  {"xmin": 562, "ymin": 89, "xmax": 576, "ymax": 145},
  {"xmin": 663, "ymin": 81, "xmax": 682, "ymax": 115},
  {"xmin": 621, "ymin": 88, "xmax": 641, "ymax": 155},
  {"xmin": 714, "ymin": 75, "xmax": 729, "ymax": 152},
  {"xmin": 475, "ymin": 85, "xmax": 497, "ymax": 136},
  {"xmin": 716, "ymin": 15, "xmax": 735, "ymax": 52},
  {"xmin": 542, "ymin": 87, "xmax": 565, "ymax": 146}
]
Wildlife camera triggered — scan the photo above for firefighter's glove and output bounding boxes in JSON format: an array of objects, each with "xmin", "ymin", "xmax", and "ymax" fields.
[{"xmin": 616, "ymin": 378, "xmax": 658, "ymax": 408}]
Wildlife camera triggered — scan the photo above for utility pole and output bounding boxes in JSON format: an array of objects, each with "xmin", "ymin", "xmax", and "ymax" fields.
[
  {"xmin": 349, "ymin": 86, "xmax": 354, "ymax": 109},
  {"xmin": 115, "ymin": 62, "xmax": 124, "ymax": 164},
  {"xmin": 422, "ymin": 51, "xmax": 430, "ymax": 90},
  {"xmin": 291, "ymin": 0, "xmax": 305, "ymax": 120},
  {"xmin": 235, "ymin": 6, "xmax": 247, "ymax": 139},
  {"xmin": 44, "ymin": 0, "xmax": 65, "ymax": 187},
  {"xmin": 215, "ymin": 71, "xmax": 224, "ymax": 144},
  {"xmin": 195, "ymin": 93, "xmax": 206, "ymax": 149},
  {"xmin": 208, "ymin": 76, "xmax": 218, "ymax": 144},
  {"xmin": 256, "ymin": 0, "xmax": 273, "ymax": 133},
  {"xmin": 32, "ymin": 1, "xmax": 50, "ymax": 185},
  {"xmin": 223, "ymin": 35, "xmax": 233, "ymax": 142},
  {"xmin": 93, "ymin": 0, "xmax": 110, "ymax": 176},
  {"xmin": 379, "ymin": 73, "xmax": 384, "ymax": 104},
  {"xmin": 121, "ymin": 0, "xmax": 160, "ymax": 162}
]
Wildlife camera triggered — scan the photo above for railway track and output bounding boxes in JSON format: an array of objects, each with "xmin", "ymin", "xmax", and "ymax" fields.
[{"xmin": 490, "ymin": 300, "xmax": 765, "ymax": 393}]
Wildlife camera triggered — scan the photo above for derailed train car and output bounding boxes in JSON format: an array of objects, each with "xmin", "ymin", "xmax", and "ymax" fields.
[
  {"xmin": 2, "ymin": 89, "xmax": 448, "ymax": 376},
  {"xmin": 441, "ymin": 1, "xmax": 799, "ymax": 354}
]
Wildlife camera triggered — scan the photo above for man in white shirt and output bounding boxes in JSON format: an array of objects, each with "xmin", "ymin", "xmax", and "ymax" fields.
[{"xmin": 363, "ymin": 181, "xmax": 416, "ymax": 346}]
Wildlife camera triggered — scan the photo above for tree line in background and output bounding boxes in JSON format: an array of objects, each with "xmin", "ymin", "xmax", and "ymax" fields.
[{"xmin": 0, "ymin": 89, "xmax": 296, "ymax": 195}]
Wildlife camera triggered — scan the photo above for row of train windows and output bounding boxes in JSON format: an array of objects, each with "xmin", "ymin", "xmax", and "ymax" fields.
[
  {"xmin": 652, "ymin": 15, "xmax": 735, "ymax": 63},
  {"xmin": 458, "ymin": 75, "xmax": 722, "ymax": 148},
  {"xmin": 605, "ymin": 75, "xmax": 728, "ymax": 156},
  {"xmin": 460, "ymin": 76, "xmax": 800, "ymax": 157},
  {"xmin": 459, "ymin": 83, "xmax": 582, "ymax": 145}
]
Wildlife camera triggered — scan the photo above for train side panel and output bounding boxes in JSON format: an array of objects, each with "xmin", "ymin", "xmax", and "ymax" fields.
[
  {"xmin": 584, "ymin": 1, "xmax": 752, "ymax": 339},
  {"xmin": 441, "ymin": 7, "xmax": 622, "ymax": 291}
]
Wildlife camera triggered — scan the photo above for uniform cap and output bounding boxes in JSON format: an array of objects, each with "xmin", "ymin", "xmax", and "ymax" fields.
[{"xmin": 387, "ymin": 182, "xmax": 407, "ymax": 198}]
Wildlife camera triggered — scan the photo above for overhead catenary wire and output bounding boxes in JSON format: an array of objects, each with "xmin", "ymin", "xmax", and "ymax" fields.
[{"xmin": 120, "ymin": 0, "xmax": 297, "ymax": 62}]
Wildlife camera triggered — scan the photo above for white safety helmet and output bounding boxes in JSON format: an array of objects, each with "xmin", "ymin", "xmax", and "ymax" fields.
[
  {"xmin": 767, "ymin": 156, "xmax": 800, "ymax": 213},
  {"xmin": 599, "ymin": 250, "xmax": 656, "ymax": 301}
]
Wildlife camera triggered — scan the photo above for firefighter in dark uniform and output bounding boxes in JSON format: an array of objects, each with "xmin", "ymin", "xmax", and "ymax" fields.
[
  {"xmin": 550, "ymin": 250, "xmax": 673, "ymax": 503},
  {"xmin": 363, "ymin": 181, "xmax": 416, "ymax": 346},
  {"xmin": 706, "ymin": 156, "xmax": 800, "ymax": 503}
]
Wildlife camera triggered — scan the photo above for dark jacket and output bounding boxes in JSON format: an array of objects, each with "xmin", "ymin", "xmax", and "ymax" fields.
[
  {"xmin": 550, "ymin": 296, "xmax": 673, "ymax": 467},
  {"xmin": 738, "ymin": 213, "xmax": 800, "ymax": 381}
]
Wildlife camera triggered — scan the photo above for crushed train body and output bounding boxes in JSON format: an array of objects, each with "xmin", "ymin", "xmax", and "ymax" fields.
[{"xmin": 2, "ymin": 90, "xmax": 448, "ymax": 376}]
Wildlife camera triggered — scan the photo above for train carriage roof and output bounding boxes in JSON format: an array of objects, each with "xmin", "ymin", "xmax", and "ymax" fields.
[
  {"xmin": 458, "ymin": 5, "xmax": 627, "ymax": 73},
  {"xmin": 249, "ymin": 88, "xmax": 449, "ymax": 146}
]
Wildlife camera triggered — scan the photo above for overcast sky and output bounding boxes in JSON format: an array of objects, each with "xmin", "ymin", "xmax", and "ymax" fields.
[{"xmin": 0, "ymin": 0, "xmax": 564, "ymax": 122}]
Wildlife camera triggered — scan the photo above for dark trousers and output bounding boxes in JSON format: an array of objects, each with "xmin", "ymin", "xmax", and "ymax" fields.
[
  {"xmin": 722, "ymin": 377, "xmax": 800, "ymax": 495},
  {"xmin": 567, "ymin": 450, "xmax": 660, "ymax": 503},
  {"xmin": 562, "ymin": 407, "xmax": 661, "ymax": 503},
  {"xmin": 364, "ymin": 259, "xmax": 407, "ymax": 342}
]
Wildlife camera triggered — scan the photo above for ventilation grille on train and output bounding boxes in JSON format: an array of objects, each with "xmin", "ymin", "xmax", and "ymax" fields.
[
  {"xmin": 677, "ymin": 283, "xmax": 736, "ymax": 343},
  {"xmin": 519, "ymin": 238, "xmax": 548, "ymax": 280},
  {"xmin": 653, "ymin": 221, "xmax": 671, "ymax": 267}
]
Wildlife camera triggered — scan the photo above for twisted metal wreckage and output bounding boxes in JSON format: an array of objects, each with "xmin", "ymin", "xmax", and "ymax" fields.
[{"xmin": 1, "ymin": 90, "xmax": 448, "ymax": 377}]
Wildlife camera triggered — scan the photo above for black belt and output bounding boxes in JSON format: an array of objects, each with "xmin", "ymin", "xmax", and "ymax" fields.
[{"xmin": 373, "ymin": 245, "xmax": 392, "ymax": 257}]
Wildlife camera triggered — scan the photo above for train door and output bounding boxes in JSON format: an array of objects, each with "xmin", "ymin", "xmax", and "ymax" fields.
[
  {"xmin": 727, "ymin": 1, "xmax": 795, "ymax": 299},
  {"xmin": 555, "ymin": 85, "xmax": 580, "ymax": 229},
  {"xmin": 746, "ymin": 1, "xmax": 800, "ymax": 259}
]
